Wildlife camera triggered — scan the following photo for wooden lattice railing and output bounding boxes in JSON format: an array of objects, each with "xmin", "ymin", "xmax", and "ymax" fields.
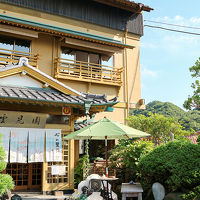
[
  {"xmin": 54, "ymin": 57, "xmax": 123, "ymax": 86},
  {"xmin": 0, "ymin": 48, "xmax": 39, "ymax": 68}
]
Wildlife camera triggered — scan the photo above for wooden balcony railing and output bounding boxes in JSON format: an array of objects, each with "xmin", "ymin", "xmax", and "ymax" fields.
[
  {"xmin": 54, "ymin": 58, "xmax": 123, "ymax": 86},
  {"xmin": 0, "ymin": 48, "xmax": 39, "ymax": 68}
]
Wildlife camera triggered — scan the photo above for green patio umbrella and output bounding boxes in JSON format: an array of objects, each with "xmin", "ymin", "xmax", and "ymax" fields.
[{"xmin": 64, "ymin": 117, "xmax": 150, "ymax": 177}]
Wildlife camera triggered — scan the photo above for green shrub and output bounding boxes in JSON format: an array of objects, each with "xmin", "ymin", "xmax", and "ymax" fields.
[
  {"xmin": 0, "ymin": 146, "xmax": 6, "ymax": 173},
  {"xmin": 0, "ymin": 174, "xmax": 14, "ymax": 195},
  {"xmin": 138, "ymin": 140, "xmax": 200, "ymax": 199},
  {"xmin": 109, "ymin": 139, "xmax": 154, "ymax": 182},
  {"xmin": 0, "ymin": 135, "xmax": 14, "ymax": 196},
  {"xmin": 74, "ymin": 155, "xmax": 90, "ymax": 188},
  {"xmin": 182, "ymin": 185, "xmax": 200, "ymax": 200}
]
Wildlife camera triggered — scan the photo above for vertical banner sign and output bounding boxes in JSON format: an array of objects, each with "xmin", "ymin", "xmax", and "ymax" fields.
[
  {"xmin": 28, "ymin": 129, "xmax": 45, "ymax": 163},
  {"xmin": 10, "ymin": 128, "xmax": 28, "ymax": 163},
  {"xmin": 46, "ymin": 129, "xmax": 62, "ymax": 162},
  {"xmin": 0, "ymin": 127, "xmax": 10, "ymax": 162}
]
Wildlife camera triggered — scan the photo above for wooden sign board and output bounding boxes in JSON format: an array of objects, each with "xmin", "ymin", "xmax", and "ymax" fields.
[{"xmin": 0, "ymin": 111, "xmax": 47, "ymax": 128}]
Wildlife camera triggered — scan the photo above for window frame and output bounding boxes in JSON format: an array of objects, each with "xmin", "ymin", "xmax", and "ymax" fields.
[
  {"xmin": 60, "ymin": 46, "xmax": 114, "ymax": 67},
  {"xmin": 0, "ymin": 34, "xmax": 32, "ymax": 53}
]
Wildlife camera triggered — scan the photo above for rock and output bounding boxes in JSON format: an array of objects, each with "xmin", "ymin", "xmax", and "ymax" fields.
[
  {"xmin": 164, "ymin": 193, "xmax": 183, "ymax": 200},
  {"xmin": 152, "ymin": 182, "xmax": 165, "ymax": 200}
]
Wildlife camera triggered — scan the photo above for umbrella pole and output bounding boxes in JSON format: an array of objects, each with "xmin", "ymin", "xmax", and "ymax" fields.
[
  {"xmin": 105, "ymin": 136, "xmax": 109, "ymax": 200},
  {"xmin": 105, "ymin": 136, "xmax": 108, "ymax": 178}
]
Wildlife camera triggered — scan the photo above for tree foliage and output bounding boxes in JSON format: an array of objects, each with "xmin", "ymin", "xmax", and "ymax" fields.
[
  {"xmin": 132, "ymin": 101, "xmax": 200, "ymax": 132},
  {"xmin": 109, "ymin": 139, "xmax": 153, "ymax": 198},
  {"xmin": 132, "ymin": 101, "xmax": 185, "ymax": 119},
  {"xmin": 109, "ymin": 140, "xmax": 154, "ymax": 182},
  {"xmin": 184, "ymin": 58, "xmax": 200, "ymax": 110},
  {"xmin": 74, "ymin": 155, "xmax": 90, "ymax": 188},
  {"xmin": 0, "ymin": 135, "xmax": 14, "ymax": 195},
  {"xmin": 127, "ymin": 113, "xmax": 190, "ymax": 146},
  {"xmin": 138, "ymin": 140, "xmax": 200, "ymax": 200}
]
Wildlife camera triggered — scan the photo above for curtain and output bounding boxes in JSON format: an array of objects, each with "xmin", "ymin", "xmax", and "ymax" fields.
[
  {"xmin": 28, "ymin": 129, "xmax": 45, "ymax": 163},
  {"xmin": 10, "ymin": 128, "xmax": 28, "ymax": 163},
  {"xmin": 0, "ymin": 127, "xmax": 10, "ymax": 162},
  {"xmin": 46, "ymin": 129, "xmax": 62, "ymax": 162}
]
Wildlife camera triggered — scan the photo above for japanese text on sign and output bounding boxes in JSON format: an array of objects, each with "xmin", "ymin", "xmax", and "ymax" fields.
[{"xmin": 0, "ymin": 111, "xmax": 47, "ymax": 128}]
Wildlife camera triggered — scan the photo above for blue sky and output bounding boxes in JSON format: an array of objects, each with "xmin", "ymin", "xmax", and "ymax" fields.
[{"xmin": 139, "ymin": 0, "xmax": 200, "ymax": 108}]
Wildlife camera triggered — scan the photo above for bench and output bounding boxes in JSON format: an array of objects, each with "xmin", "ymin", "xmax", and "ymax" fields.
[{"xmin": 121, "ymin": 183, "xmax": 143, "ymax": 200}]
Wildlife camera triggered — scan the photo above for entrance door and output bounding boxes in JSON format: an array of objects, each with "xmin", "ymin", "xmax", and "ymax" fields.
[{"xmin": 6, "ymin": 163, "xmax": 42, "ymax": 190}]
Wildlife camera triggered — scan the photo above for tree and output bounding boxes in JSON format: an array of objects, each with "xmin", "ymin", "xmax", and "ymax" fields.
[
  {"xmin": 184, "ymin": 58, "xmax": 200, "ymax": 110},
  {"xmin": 109, "ymin": 140, "xmax": 154, "ymax": 183},
  {"xmin": 132, "ymin": 101, "xmax": 200, "ymax": 132},
  {"xmin": 127, "ymin": 113, "xmax": 191, "ymax": 146},
  {"xmin": 132, "ymin": 101, "xmax": 185, "ymax": 119}
]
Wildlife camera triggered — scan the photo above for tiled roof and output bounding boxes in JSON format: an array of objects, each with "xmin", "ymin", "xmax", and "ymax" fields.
[
  {"xmin": 92, "ymin": 0, "xmax": 153, "ymax": 12},
  {"xmin": 75, "ymin": 120, "xmax": 94, "ymax": 131},
  {"xmin": 0, "ymin": 85, "xmax": 117, "ymax": 106},
  {"xmin": 0, "ymin": 58, "xmax": 82, "ymax": 96}
]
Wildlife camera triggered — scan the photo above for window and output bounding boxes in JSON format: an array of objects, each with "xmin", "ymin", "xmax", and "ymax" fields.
[
  {"xmin": 0, "ymin": 35, "xmax": 31, "ymax": 66},
  {"xmin": 0, "ymin": 35, "xmax": 31, "ymax": 53},
  {"xmin": 61, "ymin": 47, "xmax": 75, "ymax": 63},
  {"xmin": 46, "ymin": 115, "xmax": 70, "ymax": 125},
  {"xmin": 61, "ymin": 47, "xmax": 113, "ymax": 66},
  {"xmin": 102, "ymin": 55, "xmax": 113, "ymax": 67}
]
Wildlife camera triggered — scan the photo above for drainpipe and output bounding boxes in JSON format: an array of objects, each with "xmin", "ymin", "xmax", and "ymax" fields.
[{"xmin": 124, "ymin": 29, "xmax": 129, "ymax": 122}]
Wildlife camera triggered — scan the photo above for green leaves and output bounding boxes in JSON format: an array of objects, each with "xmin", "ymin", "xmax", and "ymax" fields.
[
  {"xmin": 189, "ymin": 58, "xmax": 200, "ymax": 78},
  {"xmin": 184, "ymin": 57, "xmax": 200, "ymax": 110},
  {"xmin": 74, "ymin": 155, "xmax": 90, "ymax": 188},
  {"xmin": 0, "ymin": 174, "xmax": 14, "ymax": 195},
  {"xmin": 127, "ymin": 113, "xmax": 188, "ymax": 146},
  {"xmin": 138, "ymin": 140, "xmax": 200, "ymax": 199},
  {"xmin": 0, "ymin": 134, "xmax": 14, "ymax": 195},
  {"xmin": 109, "ymin": 140, "xmax": 153, "ymax": 182},
  {"xmin": 132, "ymin": 101, "xmax": 200, "ymax": 132}
]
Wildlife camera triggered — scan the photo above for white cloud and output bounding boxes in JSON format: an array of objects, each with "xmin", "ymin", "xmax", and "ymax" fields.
[
  {"xmin": 150, "ymin": 15, "xmax": 200, "ymax": 27},
  {"xmin": 141, "ymin": 67, "xmax": 158, "ymax": 79},
  {"xmin": 174, "ymin": 15, "xmax": 184, "ymax": 21},
  {"xmin": 163, "ymin": 35, "xmax": 198, "ymax": 46},
  {"xmin": 151, "ymin": 15, "xmax": 185, "ymax": 24},
  {"xmin": 140, "ymin": 42, "xmax": 158, "ymax": 49},
  {"xmin": 143, "ymin": 15, "xmax": 200, "ymax": 53},
  {"xmin": 189, "ymin": 17, "xmax": 200, "ymax": 24}
]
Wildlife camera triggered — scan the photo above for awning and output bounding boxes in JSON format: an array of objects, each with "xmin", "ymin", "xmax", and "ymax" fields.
[{"xmin": 0, "ymin": 14, "xmax": 135, "ymax": 49}]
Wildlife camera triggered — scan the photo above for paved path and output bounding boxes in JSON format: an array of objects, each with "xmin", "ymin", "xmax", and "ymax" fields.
[{"xmin": 12, "ymin": 192, "xmax": 72, "ymax": 200}]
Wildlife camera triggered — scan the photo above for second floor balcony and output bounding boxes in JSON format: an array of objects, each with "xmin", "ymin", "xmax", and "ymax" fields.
[
  {"xmin": 54, "ymin": 58, "xmax": 123, "ymax": 86},
  {"xmin": 0, "ymin": 48, "xmax": 39, "ymax": 68}
]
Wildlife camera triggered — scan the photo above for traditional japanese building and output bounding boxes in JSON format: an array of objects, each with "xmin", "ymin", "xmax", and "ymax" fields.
[{"xmin": 0, "ymin": 0, "xmax": 152, "ymax": 193}]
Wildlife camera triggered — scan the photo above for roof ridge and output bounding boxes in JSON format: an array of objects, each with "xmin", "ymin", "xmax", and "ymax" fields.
[{"xmin": 0, "ymin": 57, "xmax": 84, "ymax": 97}]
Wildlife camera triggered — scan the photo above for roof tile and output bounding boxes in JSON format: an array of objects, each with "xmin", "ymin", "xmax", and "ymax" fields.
[{"xmin": 0, "ymin": 85, "xmax": 118, "ymax": 107}]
